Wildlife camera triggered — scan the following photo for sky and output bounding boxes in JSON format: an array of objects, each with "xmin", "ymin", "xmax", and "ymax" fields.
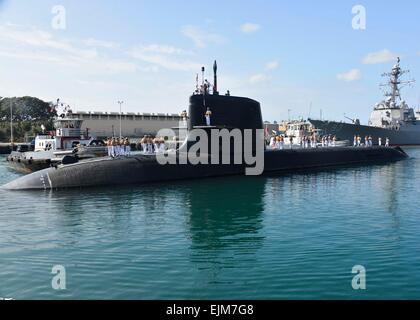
[{"xmin": 0, "ymin": 0, "xmax": 419, "ymax": 124}]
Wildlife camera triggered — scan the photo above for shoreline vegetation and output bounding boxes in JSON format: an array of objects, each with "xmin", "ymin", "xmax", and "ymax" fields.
[{"xmin": 0, "ymin": 96, "xmax": 56, "ymax": 143}]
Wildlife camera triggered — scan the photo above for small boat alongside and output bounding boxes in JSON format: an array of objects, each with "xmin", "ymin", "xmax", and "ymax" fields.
[
  {"xmin": 6, "ymin": 111, "xmax": 107, "ymax": 173},
  {"xmin": 0, "ymin": 143, "xmax": 33, "ymax": 155},
  {"xmin": 268, "ymin": 120, "xmax": 350, "ymax": 149}
]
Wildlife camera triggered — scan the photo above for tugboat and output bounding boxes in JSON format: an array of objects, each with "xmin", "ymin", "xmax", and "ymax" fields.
[
  {"xmin": 2, "ymin": 61, "xmax": 408, "ymax": 190},
  {"xmin": 6, "ymin": 105, "xmax": 106, "ymax": 173},
  {"xmin": 282, "ymin": 120, "xmax": 349, "ymax": 147},
  {"xmin": 310, "ymin": 58, "xmax": 418, "ymax": 146}
]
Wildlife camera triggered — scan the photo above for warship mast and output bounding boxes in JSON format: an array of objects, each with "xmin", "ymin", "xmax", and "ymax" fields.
[{"xmin": 380, "ymin": 57, "xmax": 415, "ymax": 107}]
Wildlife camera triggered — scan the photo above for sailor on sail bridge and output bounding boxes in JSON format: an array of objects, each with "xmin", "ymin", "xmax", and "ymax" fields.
[
  {"xmin": 205, "ymin": 108, "xmax": 212, "ymax": 126},
  {"xmin": 181, "ymin": 110, "xmax": 188, "ymax": 127}
]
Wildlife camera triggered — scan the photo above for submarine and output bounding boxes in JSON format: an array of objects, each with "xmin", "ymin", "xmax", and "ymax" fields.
[{"xmin": 2, "ymin": 61, "xmax": 408, "ymax": 191}]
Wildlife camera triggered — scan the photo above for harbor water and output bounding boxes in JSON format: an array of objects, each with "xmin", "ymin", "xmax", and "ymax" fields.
[{"xmin": 1, "ymin": 149, "xmax": 420, "ymax": 300}]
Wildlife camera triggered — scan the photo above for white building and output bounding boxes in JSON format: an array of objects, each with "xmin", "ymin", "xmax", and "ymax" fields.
[{"xmin": 67, "ymin": 111, "xmax": 182, "ymax": 138}]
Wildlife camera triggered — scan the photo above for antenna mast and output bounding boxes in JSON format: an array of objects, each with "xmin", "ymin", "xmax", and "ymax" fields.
[
  {"xmin": 308, "ymin": 101, "xmax": 312, "ymax": 119},
  {"xmin": 213, "ymin": 60, "xmax": 219, "ymax": 95},
  {"xmin": 379, "ymin": 57, "xmax": 416, "ymax": 106}
]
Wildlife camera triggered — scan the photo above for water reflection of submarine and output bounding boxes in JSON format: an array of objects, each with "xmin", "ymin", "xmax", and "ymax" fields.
[
  {"xmin": 186, "ymin": 177, "xmax": 265, "ymax": 251},
  {"xmin": 2, "ymin": 62, "xmax": 409, "ymax": 191}
]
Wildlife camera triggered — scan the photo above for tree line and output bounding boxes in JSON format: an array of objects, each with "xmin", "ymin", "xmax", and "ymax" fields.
[{"xmin": 0, "ymin": 96, "xmax": 57, "ymax": 142}]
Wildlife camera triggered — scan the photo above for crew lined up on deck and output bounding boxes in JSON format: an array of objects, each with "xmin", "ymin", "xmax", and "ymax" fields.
[
  {"xmin": 205, "ymin": 108, "xmax": 212, "ymax": 126},
  {"xmin": 269, "ymin": 134, "xmax": 337, "ymax": 150},
  {"xmin": 140, "ymin": 136, "xmax": 166, "ymax": 154},
  {"xmin": 106, "ymin": 137, "xmax": 131, "ymax": 158},
  {"xmin": 268, "ymin": 134, "xmax": 392, "ymax": 150},
  {"xmin": 353, "ymin": 135, "xmax": 390, "ymax": 147},
  {"xmin": 107, "ymin": 136, "xmax": 170, "ymax": 157}
]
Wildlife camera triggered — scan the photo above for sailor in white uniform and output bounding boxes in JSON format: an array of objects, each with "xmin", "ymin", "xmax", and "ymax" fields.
[
  {"xmin": 378, "ymin": 137, "xmax": 382, "ymax": 147},
  {"xmin": 106, "ymin": 138, "xmax": 112, "ymax": 157},
  {"xmin": 149, "ymin": 137, "xmax": 154, "ymax": 153},
  {"xmin": 181, "ymin": 110, "xmax": 188, "ymax": 127},
  {"xmin": 205, "ymin": 108, "xmax": 212, "ymax": 126},
  {"xmin": 279, "ymin": 136, "xmax": 285, "ymax": 150},
  {"xmin": 112, "ymin": 138, "xmax": 117, "ymax": 157},
  {"xmin": 312, "ymin": 135, "xmax": 317, "ymax": 148},
  {"xmin": 270, "ymin": 136, "xmax": 276, "ymax": 149},
  {"xmin": 114, "ymin": 139, "xmax": 119, "ymax": 156},
  {"xmin": 153, "ymin": 137, "xmax": 159, "ymax": 153},
  {"xmin": 159, "ymin": 138, "xmax": 166, "ymax": 153},
  {"xmin": 141, "ymin": 136, "xmax": 146, "ymax": 153},
  {"xmin": 124, "ymin": 138, "xmax": 131, "ymax": 156}
]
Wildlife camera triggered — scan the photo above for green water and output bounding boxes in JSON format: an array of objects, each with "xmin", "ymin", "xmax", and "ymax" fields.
[{"xmin": 1, "ymin": 149, "xmax": 420, "ymax": 299}]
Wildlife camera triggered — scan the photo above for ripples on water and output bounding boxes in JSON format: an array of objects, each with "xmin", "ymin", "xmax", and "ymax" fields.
[{"xmin": 1, "ymin": 149, "xmax": 420, "ymax": 300}]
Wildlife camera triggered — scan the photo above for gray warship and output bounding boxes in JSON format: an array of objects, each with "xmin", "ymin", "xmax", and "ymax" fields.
[
  {"xmin": 2, "ymin": 61, "xmax": 408, "ymax": 190},
  {"xmin": 310, "ymin": 58, "xmax": 418, "ymax": 146}
]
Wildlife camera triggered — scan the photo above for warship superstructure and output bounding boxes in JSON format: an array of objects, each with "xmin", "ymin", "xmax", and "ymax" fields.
[{"xmin": 310, "ymin": 58, "xmax": 418, "ymax": 145}]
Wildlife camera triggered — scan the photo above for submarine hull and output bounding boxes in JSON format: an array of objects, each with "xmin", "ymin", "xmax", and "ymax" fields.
[
  {"xmin": 2, "ymin": 147, "xmax": 408, "ymax": 190},
  {"xmin": 6, "ymin": 156, "xmax": 52, "ymax": 174},
  {"xmin": 264, "ymin": 146, "xmax": 408, "ymax": 172}
]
